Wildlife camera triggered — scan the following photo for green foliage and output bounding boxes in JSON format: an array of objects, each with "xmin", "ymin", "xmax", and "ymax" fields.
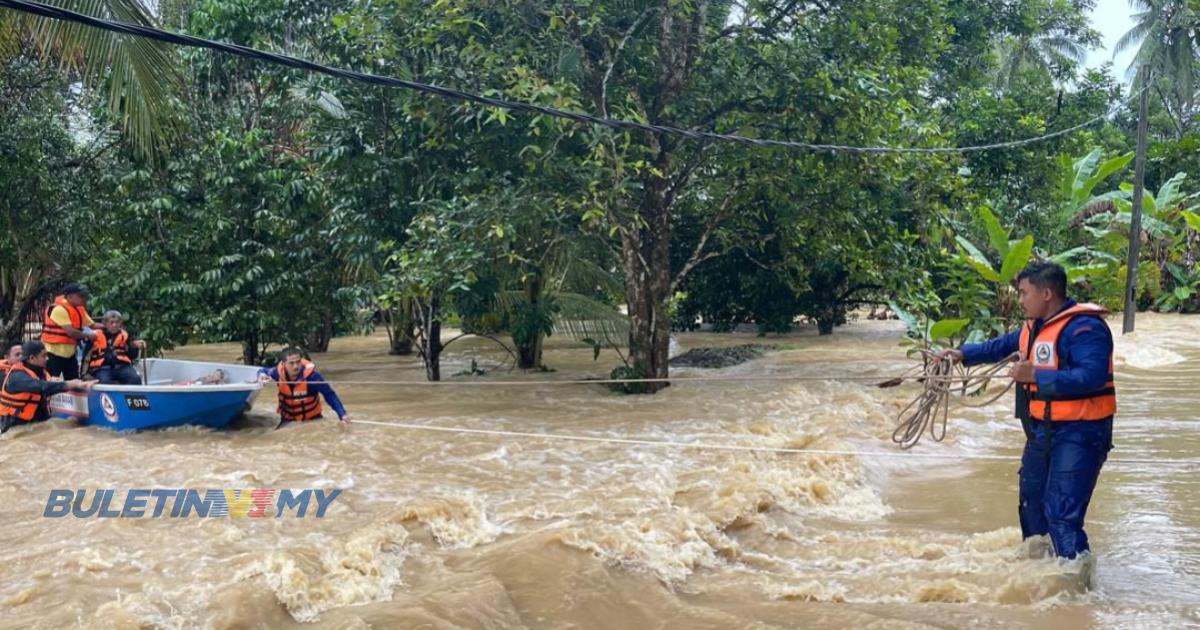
[
  {"xmin": 93, "ymin": 127, "xmax": 343, "ymax": 363},
  {"xmin": 8, "ymin": 0, "xmax": 1200, "ymax": 379},
  {"xmin": 607, "ymin": 365, "xmax": 648, "ymax": 395},
  {"xmin": 1088, "ymin": 263, "xmax": 1164, "ymax": 311},
  {"xmin": 0, "ymin": 54, "xmax": 110, "ymax": 341},
  {"xmin": 1, "ymin": 0, "xmax": 183, "ymax": 158},
  {"xmin": 1155, "ymin": 263, "xmax": 1200, "ymax": 311}
]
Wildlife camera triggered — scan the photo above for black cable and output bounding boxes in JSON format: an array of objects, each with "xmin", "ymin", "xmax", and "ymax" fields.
[{"xmin": 0, "ymin": 0, "xmax": 1144, "ymax": 154}]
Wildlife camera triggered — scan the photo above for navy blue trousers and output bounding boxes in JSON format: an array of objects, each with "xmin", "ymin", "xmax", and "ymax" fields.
[
  {"xmin": 1019, "ymin": 418, "xmax": 1112, "ymax": 558},
  {"xmin": 93, "ymin": 364, "xmax": 141, "ymax": 385}
]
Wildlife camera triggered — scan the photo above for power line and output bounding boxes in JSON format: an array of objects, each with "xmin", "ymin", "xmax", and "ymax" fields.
[{"xmin": 0, "ymin": 0, "xmax": 1145, "ymax": 155}]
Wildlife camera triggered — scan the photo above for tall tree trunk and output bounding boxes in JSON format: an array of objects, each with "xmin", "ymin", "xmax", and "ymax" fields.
[
  {"xmin": 390, "ymin": 322, "xmax": 415, "ymax": 356},
  {"xmin": 387, "ymin": 301, "xmax": 416, "ymax": 355},
  {"xmin": 517, "ymin": 274, "xmax": 545, "ymax": 370},
  {"xmin": 567, "ymin": 1, "xmax": 706, "ymax": 393},
  {"xmin": 241, "ymin": 332, "xmax": 260, "ymax": 366},
  {"xmin": 306, "ymin": 306, "xmax": 335, "ymax": 353},
  {"xmin": 419, "ymin": 296, "xmax": 443, "ymax": 381},
  {"xmin": 622, "ymin": 171, "xmax": 673, "ymax": 393}
]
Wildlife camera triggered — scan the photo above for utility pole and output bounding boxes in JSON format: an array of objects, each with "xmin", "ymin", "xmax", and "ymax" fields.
[{"xmin": 1123, "ymin": 67, "xmax": 1151, "ymax": 334}]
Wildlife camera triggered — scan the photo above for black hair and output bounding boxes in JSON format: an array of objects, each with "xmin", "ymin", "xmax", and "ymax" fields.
[
  {"xmin": 279, "ymin": 346, "xmax": 305, "ymax": 360},
  {"xmin": 21, "ymin": 340, "xmax": 46, "ymax": 360},
  {"xmin": 1016, "ymin": 261, "xmax": 1068, "ymax": 299}
]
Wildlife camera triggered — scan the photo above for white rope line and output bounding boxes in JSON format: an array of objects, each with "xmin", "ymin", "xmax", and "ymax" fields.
[
  {"xmin": 277, "ymin": 373, "xmax": 1011, "ymax": 387},
  {"xmin": 352, "ymin": 419, "xmax": 1200, "ymax": 467}
]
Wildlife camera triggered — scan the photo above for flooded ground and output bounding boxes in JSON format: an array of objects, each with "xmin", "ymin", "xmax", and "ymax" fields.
[{"xmin": 1, "ymin": 314, "xmax": 1198, "ymax": 629}]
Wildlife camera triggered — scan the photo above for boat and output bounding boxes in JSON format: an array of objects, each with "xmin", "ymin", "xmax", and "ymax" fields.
[{"xmin": 49, "ymin": 358, "xmax": 265, "ymax": 431}]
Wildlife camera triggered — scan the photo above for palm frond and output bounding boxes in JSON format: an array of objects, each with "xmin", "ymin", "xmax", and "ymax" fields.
[
  {"xmin": 0, "ymin": 20, "xmax": 17, "ymax": 60},
  {"xmin": 1037, "ymin": 35, "xmax": 1086, "ymax": 63},
  {"xmin": 550, "ymin": 292, "xmax": 630, "ymax": 343},
  {"xmin": 21, "ymin": 0, "xmax": 181, "ymax": 158},
  {"xmin": 1113, "ymin": 15, "xmax": 1156, "ymax": 56},
  {"xmin": 493, "ymin": 289, "xmax": 629, "ymax": 343}
]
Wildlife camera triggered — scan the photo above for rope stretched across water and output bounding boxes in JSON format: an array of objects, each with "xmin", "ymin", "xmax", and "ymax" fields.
[
  {"xmin": 268, "ymin": 372, "xmax": 1010, "ymax": 387},
  {"xmin": 349, "ymin": 418, "xmax": 1200, "ymax": 468}
]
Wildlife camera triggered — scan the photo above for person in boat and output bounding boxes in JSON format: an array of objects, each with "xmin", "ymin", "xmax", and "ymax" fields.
[
  {"xmin": 1, "ymin": 344, "xmax": 22, "ymax": 373},
  {"xmin": 257, "ymin": 347, "xmax": 351, "ymax": 428},
  {"xmin": 85, "ymin": 311, "xmax": 147, "ymax": 385},
  {"xmin": 1, "ymin": 340, "xmax": 95, "ymax": 434},
  {"xmin": 937, "ymin": 261, "xmax": 1114, "ymax": 561},
  {"xmin": 41, "ymin": 282, "xmax": 101, "ymax": 380}
]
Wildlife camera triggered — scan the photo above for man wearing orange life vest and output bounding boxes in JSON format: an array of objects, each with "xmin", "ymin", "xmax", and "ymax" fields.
[
  {"xmin": 939, "ymin": 261, "xmax": 1114, "ymax": 560},
  {"xmin": 256, "ymin": 347, "xmax": 351, "ymax": 428},
  {"xmin": 1, "ymin": 340, "xmax": 95, "ymax": 434},
  {"xmin": 86, "ymin": 311, "xmax": 147, "ymax": 385},
  {"xmin": 41, "ymin": 282, "xmax": 101, "ymax": 380}
]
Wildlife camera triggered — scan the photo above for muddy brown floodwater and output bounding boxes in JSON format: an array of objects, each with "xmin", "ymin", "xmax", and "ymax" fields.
[{"xmin": 2, "ymin": 315, "xmax": 1198, "ymax": 629}]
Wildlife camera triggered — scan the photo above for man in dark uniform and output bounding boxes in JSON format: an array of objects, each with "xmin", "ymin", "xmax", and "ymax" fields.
[
  {"xmin": 1, "ymin": 341, "xmax": 95, "ymax": 434},
  {"xmin": 939, "ymin": 261, "xmax": 1115, "ymax": 560}
]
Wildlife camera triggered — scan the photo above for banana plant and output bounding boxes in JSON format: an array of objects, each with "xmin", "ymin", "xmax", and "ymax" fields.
[
  {"xmin": 1185, "ymin": 210, "xmax": 1200, "ymax": 232},
  {"xmin": 956, "ymin": 204, "xmax": 1035, "ymax": 285},
  {"xmin": 1155, "ymin": 264, "xmax": 1200, "ymax": 311},
  {"xmin": 891, "ymin": 301, "xmax": 970, "ymax": 358},
  {"xmin": 1057, "ymin": 149, "xmax": 1135, "ymax": 224},
  {"xmin": 1089, "ymin": 172, "xmax": 1198, "ymax": 236},
  {"xmin": 1085, "ymin": 172, "xmax": 1200, "ymax": 284}
]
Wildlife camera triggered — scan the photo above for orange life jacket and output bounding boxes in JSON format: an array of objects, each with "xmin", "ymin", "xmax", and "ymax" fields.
[
  {"xmin": 89, "ymin": 330, "xmax": 132, "ymax": 368},
  {"xmin": 0, "ymin": 364, "xmax": 45, "ymax": 422},
  {"xmin": 41, "ymin": 295, "xmax": 90, "ymax": 346},
  {"xmin": 276, "ymin": 360, "xmax": 322, "ymax": 421},
  {"xmin": 1017, "ymin": 303, "xmax": 1116, "ymax": 422},
  {"xmin": 0, "ymin": 359, "xmax": 15, "ymax": 374}
]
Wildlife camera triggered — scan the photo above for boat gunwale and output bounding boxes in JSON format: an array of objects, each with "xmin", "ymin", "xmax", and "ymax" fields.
[{"xmin": 89, "ymin": 382, "xmax": 264, "ymax": 394}]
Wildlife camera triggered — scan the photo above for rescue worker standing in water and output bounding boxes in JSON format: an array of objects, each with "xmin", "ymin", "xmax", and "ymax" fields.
[
  {"xmin": 938, "ymin": 261, "xmax": 1115, "ymax": 560},
  {"xmin": 1, "ymin": 341, "xmax": 95, "ymax": 434},
  {"xmin": 257, "ymin": 347, "xmax": 351, "ymax": 429}
]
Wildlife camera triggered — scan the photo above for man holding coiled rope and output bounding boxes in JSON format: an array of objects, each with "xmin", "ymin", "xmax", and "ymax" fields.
[{"xmin": 937, "ymin": 261, "xmax": 1115, "ymax": 561}]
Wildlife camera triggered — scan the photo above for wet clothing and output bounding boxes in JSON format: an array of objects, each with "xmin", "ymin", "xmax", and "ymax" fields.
[
  {"xmin": 0, "ymin": 362, "xmax": 68, "ymax": 433},
  {"xmin": 46, "ymin": 353, "xmax": 80, "ymax": 381},
  {"xmin": 256, "ymin": 364, "xmax": 348, "ymax": 423},
  {"xmin": 1018, "ymin": 418, "xmax": 1112, "ymax": 557},
  {"xmin": 272, "ymin": 360, "xmax": 323, "ymax": 422},
  {"xmin": 93, "ymin": 364, "xmax": 141, "ymax": 385},
  {"xmin": 960, "ymin": 299, "xmax": 1115, "ymax": 559}
]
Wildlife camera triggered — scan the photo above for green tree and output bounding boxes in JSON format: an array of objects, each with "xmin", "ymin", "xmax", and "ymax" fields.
[
  {"xmin": 1114, "ymin": 0, "xmax": 1200, "ymax": 137},
  {"xmin": 0, "ymin": 0, "xmax": 182, "ymax": 158},
  {"xmin": 0, "ymin": 52, "xmax": 112, "ymax": 342}
]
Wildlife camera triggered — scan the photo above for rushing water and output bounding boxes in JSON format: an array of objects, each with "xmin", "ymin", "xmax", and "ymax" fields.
[{"xmin": 1, "ymin": 314, "xmax": 1198, "ymax": 629}]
